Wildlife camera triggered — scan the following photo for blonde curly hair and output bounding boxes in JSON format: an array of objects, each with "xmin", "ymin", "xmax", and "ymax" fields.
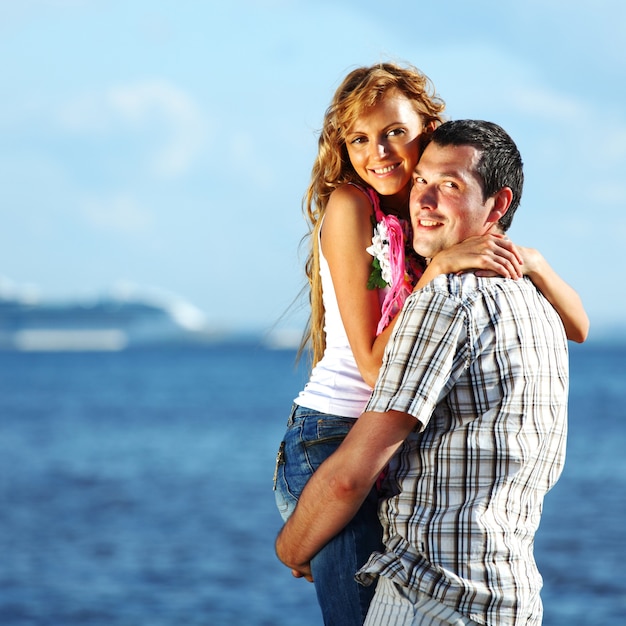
[{"xmin": 299, "ymin": 62, "xmax": 446, "ymax": 367}]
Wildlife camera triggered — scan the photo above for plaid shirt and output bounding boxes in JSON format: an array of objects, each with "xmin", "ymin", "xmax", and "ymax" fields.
[{"xmin": 357, "ymin": 274, "xmax": 569, "ymax": 626}]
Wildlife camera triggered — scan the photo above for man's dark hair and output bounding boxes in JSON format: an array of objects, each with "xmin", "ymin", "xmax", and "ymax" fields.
[{"xmin": 429, "ymin": 120, "xmax": 524, "ymax": 232}]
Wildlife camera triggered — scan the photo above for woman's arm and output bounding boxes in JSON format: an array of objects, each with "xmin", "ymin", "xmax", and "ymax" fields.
[
  {"xmin": 517, "ymin": 246, "xmax": 589, "ymax": 343},
  {"xmin": 321, "ymin": 185, "xmax": 395, "ymax": 388},
  {"xmin": 412, "ymin": 233, "xmax": 589, "ymax": 343},
  {"xmin": 328, "ymin": 223, "xmax": 534, "ymax": 387}
]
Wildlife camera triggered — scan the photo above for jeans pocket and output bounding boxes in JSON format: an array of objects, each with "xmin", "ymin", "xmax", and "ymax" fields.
[
  {"xmin": 304, "ymin": 417, "xmax": 355, "ymax": 469},
  {"xmin": 315, "ymin": 416, "xmax": 355, "ymax": 441},
  {"xmin": 274, "ymin": 481, "xmax": 293, "ymax": 522}
]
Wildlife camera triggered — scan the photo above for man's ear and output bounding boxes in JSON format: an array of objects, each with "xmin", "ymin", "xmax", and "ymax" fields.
[{"xmin": 487, "ymin": 187, "xmax": 513, "ymax": 226}]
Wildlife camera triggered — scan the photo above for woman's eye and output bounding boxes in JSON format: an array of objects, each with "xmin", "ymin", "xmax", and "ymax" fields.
[
  {"xmin": 387, "ymin": 128, "xmax": 405, "ymax": 138},
  {"xmin": 349, "ymin": 136, "xmax": 367, "ymax": 145}
]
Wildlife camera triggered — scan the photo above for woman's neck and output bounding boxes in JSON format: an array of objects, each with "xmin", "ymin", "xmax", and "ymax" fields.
[{"xmin": 379, "ymin": 189, "xmax": 410, "ymax": 220}]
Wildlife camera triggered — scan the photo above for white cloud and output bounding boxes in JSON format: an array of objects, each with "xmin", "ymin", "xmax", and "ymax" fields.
[
  {"xmin": 228, "ymin": 131, "xmax": 276, "ymax": 188},
  {"xmin": 600, "ymin": 126, "xmax": 626, "ymax": 161},
  {"xmin": 108, "ymin": 81, "xmax": 208, "ymax": 177},
  {"xmin": 81, "ymin": 193, "xmax": 153, "ymax": 234},
  {"xmin": 505, "ymin": 85, "xmax": 586, "ymax": 122},
  {"xmin": 59, "ymin": 80, "xmax": 209, "ymax": 178},
  {"xmin": 0, "ymin": 0, "xmax": 92, "ymax": 21}
]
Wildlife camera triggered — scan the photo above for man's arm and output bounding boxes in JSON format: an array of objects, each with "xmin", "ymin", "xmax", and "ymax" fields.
[{"xmin": 275, "ymin": 409, "xmax": 417, "ymax": 579}]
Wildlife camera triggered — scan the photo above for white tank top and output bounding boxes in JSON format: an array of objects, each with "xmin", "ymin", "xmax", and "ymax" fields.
[{"xmin": 294, "ymin": 220, "xmax": 385, "ymax": 418}]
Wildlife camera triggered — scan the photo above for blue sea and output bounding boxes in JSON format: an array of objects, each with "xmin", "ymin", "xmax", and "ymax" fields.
[{"xmin": 0, "ymin": 341, "xmax": 624, "ymax": 625}]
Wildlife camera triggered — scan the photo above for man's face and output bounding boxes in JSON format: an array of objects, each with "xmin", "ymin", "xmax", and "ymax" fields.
[{"xmin": 410, "ymin": 143, "xmax": 500, "ymax": 260}]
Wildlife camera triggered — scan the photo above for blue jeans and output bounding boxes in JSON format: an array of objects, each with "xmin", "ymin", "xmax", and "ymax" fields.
[{"xmin": 274, "ymin": 404, "xmax": 382, "ymax": 626}]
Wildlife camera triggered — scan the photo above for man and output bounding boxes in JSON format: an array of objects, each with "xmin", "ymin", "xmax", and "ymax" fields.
[{"xmin": 276, "ymin": 120, "xmax": 569, "ymax": 625}]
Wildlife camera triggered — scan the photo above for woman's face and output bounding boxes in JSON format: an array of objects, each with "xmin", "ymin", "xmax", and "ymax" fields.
[{"xmin": 345, "ymin": 90, "xmax": 423, "ymax": 205}]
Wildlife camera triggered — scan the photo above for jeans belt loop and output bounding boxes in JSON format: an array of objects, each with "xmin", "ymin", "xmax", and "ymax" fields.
[{"xmin": 287, "ymin": 402, "xmax": 298, "ymax": 426}]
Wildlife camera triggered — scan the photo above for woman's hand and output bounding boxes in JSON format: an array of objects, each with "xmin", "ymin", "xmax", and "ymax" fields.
[
  {"xmin": 415, "ymin": 233, "xmax": 524, "ymax": 291},
  {"xmin": 516, "ymin": 245, "xmax": 547, "ymax": 276}
]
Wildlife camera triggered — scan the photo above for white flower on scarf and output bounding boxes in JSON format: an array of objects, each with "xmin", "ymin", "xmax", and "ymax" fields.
[{"xmin": 366, "ymin": 220, "xmax": 392, "ymax": 285}]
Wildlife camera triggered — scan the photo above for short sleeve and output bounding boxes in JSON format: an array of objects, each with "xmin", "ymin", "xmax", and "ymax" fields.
[{"xmin": 366, "ymin": 288, "xmax": 469, "ymax": 430}]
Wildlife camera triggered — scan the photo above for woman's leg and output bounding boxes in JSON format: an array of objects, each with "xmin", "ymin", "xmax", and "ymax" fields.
[
  {"xmin": 274, "ymin": 406, "xmax": 382, "ymax": 625},
  {"xmin": 310, "ymin": 484, "xmax": 382, "ymax": 625}
]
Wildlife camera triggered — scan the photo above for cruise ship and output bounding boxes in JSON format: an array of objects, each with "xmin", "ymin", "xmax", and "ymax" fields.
[{"xmin": 0, "ymin": 284, "xmax": 215, "ymax": 352}]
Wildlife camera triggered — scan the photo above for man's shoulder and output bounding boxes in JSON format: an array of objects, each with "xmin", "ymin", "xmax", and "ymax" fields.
[
  {"xmin": 420, "ymin": 273, "xmax": 552, "ymax": 317},
  {"xmin": 433, "ymin": 272, "xmax": 535, "ymax": 295},
  {"xmin": 408, "ymin": 273, "xmax": 545, "ymax": 317},
  {"xmin": 420, "ymin": 272, "xmax": 489, "ymax": 298}
]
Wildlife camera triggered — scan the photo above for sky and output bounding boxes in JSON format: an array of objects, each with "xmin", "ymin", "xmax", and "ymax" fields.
[{"xmin": 1, "ymin": 0, "xmax": 624, "ymax": 341}]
